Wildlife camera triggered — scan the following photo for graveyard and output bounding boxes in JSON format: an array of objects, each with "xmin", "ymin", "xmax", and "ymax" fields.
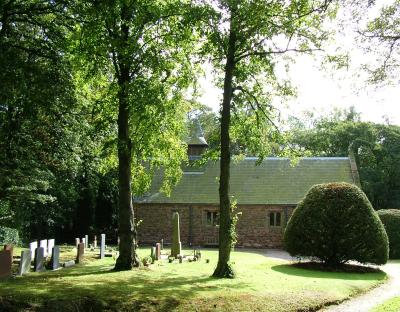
[{"xmin": 0, "ymin": 235, "xmax": 388, "ymax": 311}]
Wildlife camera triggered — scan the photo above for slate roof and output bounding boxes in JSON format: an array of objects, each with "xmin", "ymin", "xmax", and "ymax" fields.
[{"xmin": 136, "ymin": 157, "xmax": 357, "ymax": 205}]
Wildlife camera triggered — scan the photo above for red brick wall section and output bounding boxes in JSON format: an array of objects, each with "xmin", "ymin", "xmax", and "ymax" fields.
[{"xmin": 134, "ymin": 204, "xmax": 295, "ymax": 248}]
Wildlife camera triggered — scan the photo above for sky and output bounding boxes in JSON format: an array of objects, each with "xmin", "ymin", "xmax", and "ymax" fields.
[{"xmin": 197, "ymin": 2, "xmax": 400, "ymax": 126}]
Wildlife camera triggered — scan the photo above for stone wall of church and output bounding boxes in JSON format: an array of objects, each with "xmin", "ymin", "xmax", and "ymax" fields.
[{"xmin": 134, "ymin": 203, "xmax": 295, "ymax": 248}]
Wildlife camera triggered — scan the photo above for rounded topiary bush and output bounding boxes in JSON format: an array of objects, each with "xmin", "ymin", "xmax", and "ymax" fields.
[
  {"xmin": 377, "ymin": 209, "xmax": 400, "ymax": 259},
  {"xmin": 284, "ymin": 182, "xmax": 388, "ymax": 267}
]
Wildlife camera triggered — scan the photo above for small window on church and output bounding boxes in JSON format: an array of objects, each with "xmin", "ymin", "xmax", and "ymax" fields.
[
  {"xmin": 206, "ymin": 211, "xmax": 219, "ymax": 226},
  {"xmin": 269, "ymin": 212, "xmax": 281, "ymax": 227}
]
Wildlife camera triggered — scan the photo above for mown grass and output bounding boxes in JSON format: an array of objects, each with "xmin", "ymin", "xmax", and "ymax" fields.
[
  {"xmin": 1, "ymin": 247, "xmax": 387, "ymax": 311},
  {"xmin": 371, "ymin": 297, "xmax": 400, "ymax": 312}
]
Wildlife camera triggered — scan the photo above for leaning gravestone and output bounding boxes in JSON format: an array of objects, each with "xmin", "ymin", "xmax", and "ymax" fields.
[
  {"xmin": 76, "ymin": 243, "xmax": 84, "ymax": 264},
  {"xmin": 34, "ymin": 247, "xmax": 45, "ymax": 272},
  {"xmin": 29, "ymin": 241, "xmax": 37, "ymax": 260},
  {"xmin": 47, "ymin": 239, "xmax": 55, "ymax": 258},
  {"xmin": 39, "ymin": 239, "xmax": 48, "ymax": 257},
  {"xmin": 100, "ymin": 234, "xmax": 105, "ymax": 259},
  {"xmin": 155, "ymin": 243, "xmax": 161, "ymax": 260},
  {"xmin": 18, "ymin": 250, "xmax": 31, "ymax": 276},
  {"xmin": 51, "ymin": 246, "xmax": 60, "ymax": 270},
  {"xmin": 85, "ymin": 235, "xmax": 88, "ymax": 248}
]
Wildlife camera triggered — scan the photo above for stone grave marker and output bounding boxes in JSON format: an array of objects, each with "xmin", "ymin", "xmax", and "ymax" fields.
[
  {"xmin": 29, "ymin": 241, "xmax": 37, "ymax": 260},
  {"xmin": 76, "ymin": 242, "xmax": 84, "ymax": 264},
  {"xmin": 63, "ymin": 260, "xmax": 75, "ymax": 268},
  {"xmin": 94, "ymin": 235, "xmax": 97, "ymax": 248},
  {"xmin": 171, "ymin": 212, "xmax": 182, "ymax": 257},
  {"xmin": 155, "ymin": 243, "xmax": 161, "ymax": 260},
  {"xmin": 0, "ymin": 245, "xmax": 13, "ymax": 279},
  {"xmin": 161, "ymin": 239, "xmax": 164, "ymax": 250},
  {"xmin": 51, "ymin": 246, "xmax": 60, "ymax": 270},
  {"xmin": 18, "ymin": 250, "xmax": 31, "ymax": 276},
  {"xmin": 39, "ymin": 239, "xmax": 48, "ymax": 257},
  {"xmin": 151, "ymin": 247, "xmax": 156, "ymax": 263},
  {"xmin": 34, "ymin": 247, "xmax": 45, "ymax": 272},
  {"xmin": 75, "ymin": 238, "xmax": 80, "ymax": 247},
  {"xmin": 100, "ymin": 234, "xmax": 105, "ymax": 259},
  {"xmin": 81, "ymin": 237, "xmax": 86, "ymax": 249},
  {"xmin": 48, "ymin": 239, "xmax": 55, "ymax": 258},
  {"xmin": 85, "ymin": 235, "xmax": 88, "ymax": 248}
]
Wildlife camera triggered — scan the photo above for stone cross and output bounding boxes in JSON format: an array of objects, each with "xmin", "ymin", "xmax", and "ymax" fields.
[
  {"xmin": 47, "ymin": 239, "xmax": 55, "ymax": 258},
  {"xmin": 100, "ymin": 234, "xmax": 105, "ymax": 259},
  {"xmin": 75, "ymin": 238, "xmax": 80, "ymax": 248},
  {"xmin": 93, "ymin": 235, "xmax": 97, "ymax": 248},
  {"xmin": 76, "ymin": 243, "xmax": 84, "ymax": 264},
  {"xmin": 85, "ymin": 235, "xmax": 88, "ymax": 248},
  {"xmin": 39, "ymin": 240, "xmax": 48, "ymax": 257},
  {"xmin": 34, "ymin": 247, "xmax": 45, "ymax": 272},
  {"xmin": 155, "ymin": 243, "xmax": 161, "ymax": 260},
  {"xmin": 29, "ymin": 241, "xmax": 37, "ymax": 260},
  {"xmin": 51, "ymin": 246, "xmax": 60, "ymax": 270},
  {"xmin": 18, "ymin": 250, "xmax": 31, "ymax": 276}
]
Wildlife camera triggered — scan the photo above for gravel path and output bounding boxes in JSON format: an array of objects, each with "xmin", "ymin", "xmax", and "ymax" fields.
[{"xmin": 320, "ymin": 262, "xmax": 400, "ymax": 312}]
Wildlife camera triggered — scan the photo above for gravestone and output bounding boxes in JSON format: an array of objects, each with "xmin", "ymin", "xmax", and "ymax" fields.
[
  {"xmin": 63, "ymin": 260, "xmax": 75, "ymax": 268},
  {"xmin": 39, "ymin": 239, "xmax": 48, "ymax": 257},
  {"xmin": 93, "ymin": 235, "xmax": 97, "ymax": 248},
  {"xmin": 161, "ymin": 239, "xmax": 164, "ymax": 250},
  {"xmin": 85, "ymin": 235, "xmax": 88, "ymax": 248},
  {"xmin": 51, "ymin": 246, "xmax": 60, "ymax": 270},
  {"xmin": 76, "ymin": 243, "xmax": 84, "ymax": 264},
  {"xmin": 0, "ymin": 249, "xmax": 12, "ymax": 279},
  {"xmin": 18, "ymin": 250, "xmax": 31, "ymax": 276},
  {"xmin": 150, "ymin": 247, "xmax": 156, "ymax": 263},
  {"xmin": 155, "ymin": 243, "xmax": 161, "ymax": 260},
  {"xmin": 34, "ymin": 247, "xmax": 45, "ymax": 272},
  {"xmin": 75, "ymin": 238, "xmax": 80, "ymax": 247},
  {"xmin": 100, "ymin": 234, "xmax": 105, "ymax": 259},
  {"xmin": 47, "ymin": 239, "xmax": 55, "ymax": 258},
  {"xmin": 171, "ymin": 212, "xmax": 182, "ymax": 257},
  {"xmin": 81, "ymin": 238, "xmax": 86, "ymax": 249},
  {"xmin": 29, "ymin": 241, "xmax": 37, "ymax": 260}
]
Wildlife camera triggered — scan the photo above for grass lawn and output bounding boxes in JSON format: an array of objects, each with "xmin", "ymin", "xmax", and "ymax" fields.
[
  {"xmin": 0, "ymin": 247, "xmax": 387, "ymax": 311},
  {"xmin": 371, "ymin": 297, "xmax": 400, "ymax": 312}
]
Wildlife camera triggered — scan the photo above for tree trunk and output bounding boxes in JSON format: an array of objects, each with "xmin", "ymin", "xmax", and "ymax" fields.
[
  {"xmin": 213, "ymin": 21, "xmax": 236, "ymax": 279},
  {"xmin": 114, "ymin": 4, "xmax": 140, "ymax": 270}
]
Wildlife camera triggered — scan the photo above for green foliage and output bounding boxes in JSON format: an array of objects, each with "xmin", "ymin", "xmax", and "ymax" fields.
[
  {"xmin": 287, "ymin": 110, "xmax": 400, "ymax": 209},
  {"xmin": 284, "ymin": 182, "xmax": 389, "ymax": 267},
  {"xmin": 377, "ymin": 209, "xmax": 400, "ymax": 259},
  {"xmin": 0, "ymin": 226, "xmax": 20, "ymax": 246}
]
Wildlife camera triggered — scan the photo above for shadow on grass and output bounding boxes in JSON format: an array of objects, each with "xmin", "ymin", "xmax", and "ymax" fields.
[
  {"xmin": 271, "ymin": 263, "xmax": 387, "ymax": 280},
  {"xmin": 0, "ymin": 263, "xmax": 250, "ymax": 311}
]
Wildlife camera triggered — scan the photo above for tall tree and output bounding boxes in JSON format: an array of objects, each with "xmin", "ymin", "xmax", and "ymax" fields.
[
  {"xmin": 200, "ymin": 0, "xmax": 335, "ymax": 278},
  {"xmin": 357, "ymin": 0, "xmax": 400, "ymax": 84},
  {"xmin": 73, "ymin": 1, "xmax": 197, "ymax": 270}
]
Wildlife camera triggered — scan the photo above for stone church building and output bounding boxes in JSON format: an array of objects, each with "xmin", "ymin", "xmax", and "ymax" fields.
[{"xmin": 134, "ymin": 126, "xmax": 360, "ymax": 248}]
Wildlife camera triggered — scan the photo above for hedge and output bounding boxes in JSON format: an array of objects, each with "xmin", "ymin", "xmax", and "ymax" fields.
[
  {"xmin": 284, "ymin": 182, "xmax": 388, "ymax": 267},
  {"xmin": 377, "ymin": 209, "xmax": 400, "ymax": 259},
  {"xmin": 0, "ymin": 226, "xmax": 20, "ymax": 246}
]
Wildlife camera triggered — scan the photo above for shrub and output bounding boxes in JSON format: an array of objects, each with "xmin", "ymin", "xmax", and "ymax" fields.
[
  {"xmin": 377, "ymin": 209, "xmax": 400, "ymax": 259},
  {"xmin": 284, "ymin": 182, "xmax": 388, "ymax": 267},
  {"xmin": 0, "ymin": 226, "xmax": 20, "ymax": 246}
]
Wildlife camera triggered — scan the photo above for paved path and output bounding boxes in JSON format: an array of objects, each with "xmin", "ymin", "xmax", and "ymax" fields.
[{"xmin": 320, "ymin": 262, "xmax": 400, "ymax": 312}]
